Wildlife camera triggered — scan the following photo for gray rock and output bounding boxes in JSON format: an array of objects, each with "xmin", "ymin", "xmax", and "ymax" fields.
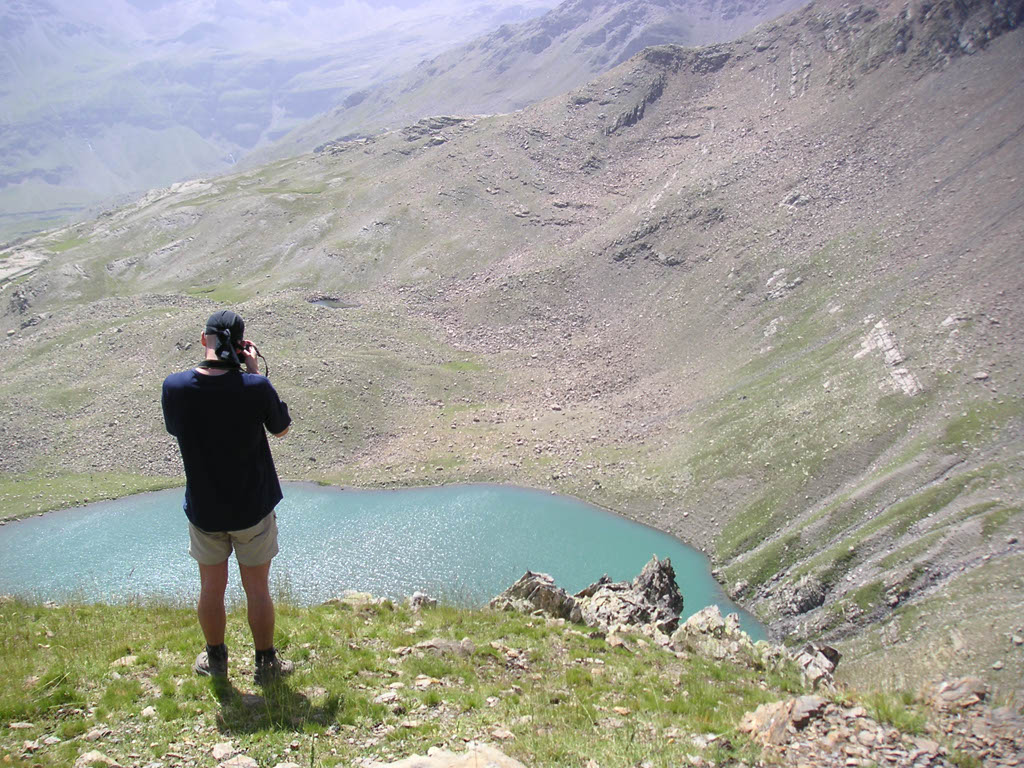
[
  {"xmin": 413, "ymin": 637, "xmax": 475, "ymax": 656},
  {"xmin": 408, "ymin": 591, "xmax": 437, "ymax": 610},
  {"xmin": 777, "ymin": 574, "xmax": 826, "ymax": 615},
  {"xmin": 366, "ymin": 743, "xmax": 527, "ymax": 767},
  {"xmin": 489, "ymin": 571, "xmax": 582, "ymax": 622},
  {"xmin": 74, "ymin": 752, "xmax": 121, "ymax": 768},
  {"xmin": 792, "ymin": 642, "xmax": 841, "ymax": 689},
  {"xmin": 931, "ymin": 676, "xmax": 988, "ymax": 710},
  {"xmin": 218, "ymin": 756, "xmax": 258, "ymax": 768},
  {"xmin": 574, "ymin": 556, "xmax": 683, "ymax": 632},
  {"xmin": 491, "ymin": 557, "xmax": 683, "ymax": 634}
]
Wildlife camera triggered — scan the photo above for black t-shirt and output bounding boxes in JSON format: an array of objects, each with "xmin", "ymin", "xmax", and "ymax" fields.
[{"xmin": 161, "ymin": 368, "xmax": 291, "ymax": 532}]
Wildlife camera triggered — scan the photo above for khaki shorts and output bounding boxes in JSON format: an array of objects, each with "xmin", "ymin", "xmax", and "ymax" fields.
[{"xmin": 188, "ymin": 512, "xmax": 279, "ymax": 566}]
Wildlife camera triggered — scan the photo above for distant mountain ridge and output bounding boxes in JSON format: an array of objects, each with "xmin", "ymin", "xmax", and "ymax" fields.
[
  {"xmin": 0, "ymin": 0, "xmax": 558, "ymax": 242},
  {"xmin": 264, "ymin": 0, "xmax": 808, "ymax": 156}
]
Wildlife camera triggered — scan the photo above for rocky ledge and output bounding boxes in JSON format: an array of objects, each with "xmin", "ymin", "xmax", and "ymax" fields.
[
  {"xmin": 489, "ymin": 558, "xmax": 1023, "ymax": 768},
  {"xmin": 489, "ymin": 556, "xmax": 840, "ymax": 690},
  {"xmin": 741, "ymin": 677, "xmax": 1024, "ymax": 768}
]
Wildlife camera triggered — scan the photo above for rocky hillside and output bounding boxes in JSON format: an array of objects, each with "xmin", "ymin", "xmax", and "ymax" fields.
[
  {"xmin": 1, "ymin": 0, "xmax": 1022, "ymax": 699},
  {"xmin": 2, "ymin": 563, "xmax": 1022, "ymax": 768},
  {"xmin": 267, "ymin": 0, "xmax": 808, "ymax": 157}
]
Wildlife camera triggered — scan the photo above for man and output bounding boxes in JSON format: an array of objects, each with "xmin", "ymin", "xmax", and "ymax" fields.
[{"xmin": 161, "ymin": 309, "xmax": 293, "ymax": 685}]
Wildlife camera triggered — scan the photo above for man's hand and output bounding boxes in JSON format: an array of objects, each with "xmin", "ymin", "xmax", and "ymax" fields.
[{"xmin": 240, "ymin": 339, "xmax": 259, "ymax": 374}]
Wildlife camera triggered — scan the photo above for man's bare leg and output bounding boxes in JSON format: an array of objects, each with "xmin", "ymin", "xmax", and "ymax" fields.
[
  {"xmin": 197, "ymin": 560, "xmax": 229, "ymax": 645},
  {"xmin": 239, "ymin": 561, "xmax": 274, "ymax": 650}
]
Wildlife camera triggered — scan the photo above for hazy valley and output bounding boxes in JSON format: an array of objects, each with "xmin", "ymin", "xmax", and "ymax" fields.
[
  {"xmin": 1, "ymin": 0, "xmax": 1022, "ymax": 711},
  {"xmin": 0, "ymin": 0, "xmax": 559, "ymax": 241}
]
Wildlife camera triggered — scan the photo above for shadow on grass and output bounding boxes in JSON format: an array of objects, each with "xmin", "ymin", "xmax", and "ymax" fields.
[{"xmin": 211, "ymin": 677, "xmax": 339, "ymax": 733}]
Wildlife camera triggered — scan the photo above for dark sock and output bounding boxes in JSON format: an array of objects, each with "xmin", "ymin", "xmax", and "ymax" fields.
[
  {"xmin": 255, "ymin": 647, "xmax": 276, "ymax": 666},
  {"xmin": 206, "ymin": 643, "xmax": 227, "ymax": 661}
]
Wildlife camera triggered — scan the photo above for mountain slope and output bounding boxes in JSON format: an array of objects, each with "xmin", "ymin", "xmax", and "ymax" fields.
[
  {"xmin": 0, "ymin": 0, "xmax": 557, "ymax": 242},
  {"xmin": 1, "ymin": 0, "xmax": 1022, "ymax": 697},
  {"xmin": 266, "ymin": 0, "xmax": 809, "ymax": 157}
]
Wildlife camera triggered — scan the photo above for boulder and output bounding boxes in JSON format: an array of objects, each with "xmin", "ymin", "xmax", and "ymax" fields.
[
  {"xmin": 777, "ymin": 574, "xmax": 826, "ymax": 616},
  {"xmin": 74, "ymin": 752, "xmax": 122, "ymax": 768},
  {"xmin": 413, "ymin": 637, "xmax": 475, "ymax": 656},
  {"xmin": 740, "ymin": 695, "xmax": 829, "ymax": 746},
  {"xmin": 791, "ymin": 642, "xmax": 841, "ymax": 690},
  {"xmin": 670, "ymin": 605, "xmax": 764, "ymax": 664},
  {"xmin": 408, "ymin": 591, "xmax": 437, "ymax": 610},
  {"xmin": 367, "ymin": 743, "xmax": 527, "ymax": 767},
  {"xmin": 489, "ymin": 572, "xmax": 582, "ymax": 622},
  {"xmin": 931, "ymin": 676, "xmax": 988, "ymax": 711},
  {"xmin": 574, "ymin": 556, "xmax": 684, "ymax": 632}
]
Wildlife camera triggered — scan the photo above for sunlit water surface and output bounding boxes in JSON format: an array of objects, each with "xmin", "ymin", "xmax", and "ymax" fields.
[{"xmin": 0, "ymin": 483, "xmax": 764, "ymax": 638}]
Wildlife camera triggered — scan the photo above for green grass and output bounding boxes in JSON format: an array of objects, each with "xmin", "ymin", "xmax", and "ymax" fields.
[
  {"xmin": 861, "ymin": 690, "xmax": 926, "ymax": 734},
  {"xmin": 184, "ymin": 283, "xmax": 252, "ymax": 305},
  {"xmin": 0, "ymin": 472, "xmax": 178, "ymax": 520},
  {"xmin": 796, "ymin": 465, "xmax": 998, "ymax": 586},
  {"xmin": 45, "ymin": 235, "xmax": 90, "ymax": 253},
  {"xmin": 949, "ymin": 750, "xmax": 984, "ymax": 768},
  {"xmin": 850, "ymin": 581, "xmax": 885, "ymax": 613},
  {"xmin": 941, "ymin": 400, "xmax": 1024, "ymax": 451},
  {"xmin": 877, "ymin": 531, "xmax": 944, "ymax": 569},
  {"xmin": 0, "ymin": 599, "xmax": 809, "ymax": 768},
  {"xmin": 442, "ymin": 360, "xmax": 486, "ymax": 373},
  {"xmin": 981, "ymin": 505, "xmax": 1020, "ymax": 539},
  {"xmin": 726, "ymin": 534, "xmax": 802, "ymax": 590}
]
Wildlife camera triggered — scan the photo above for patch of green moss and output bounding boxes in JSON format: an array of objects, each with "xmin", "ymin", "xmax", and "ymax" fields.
[
  {"xmin": 942, "ymin": 400, "xmax": 1024, "ymax": 451},
  {"xmin": 184, "ymin": 283, "xmax": 251, "ymax": 304},
  {"xmin": 47, "ymin": 235, "xmax": 89, "ymax": 253},
  {"xmin": 982, "ymin": 505, "xmax": 1021, "ymax": 539},
  {"xmin": 442, "ymin": 360, "xmax": 486, "ymax": 373},
  {"xmin": 850, "ymin": 580, "xmax": 886, "ymax": 612},
  {"xmin": 0, "ymin": 471, "xmax": 178, "ymax": 520},
  {"xmin": 878, "ymin": 531, "xmax": 944, "ymax": 569},
  {"xmin": 726, "ymin": 534, "xmax": 803, "ymax": 589}
]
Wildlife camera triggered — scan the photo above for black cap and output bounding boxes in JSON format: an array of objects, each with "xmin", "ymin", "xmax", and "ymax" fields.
[{"xmin": 205, "ymin": 310, "xmax": 245, "ymax": 365}]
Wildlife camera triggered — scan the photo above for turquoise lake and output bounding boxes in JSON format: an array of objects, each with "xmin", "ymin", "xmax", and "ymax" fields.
[{"xmin": 0, "ymin": 483, "xmax": 765, "ymax": 638}]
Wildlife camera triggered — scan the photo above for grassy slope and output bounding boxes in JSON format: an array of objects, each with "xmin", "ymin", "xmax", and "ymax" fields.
[{"xmin": 0, "ymin": 599, "xmax": 806, "ymax": 768}]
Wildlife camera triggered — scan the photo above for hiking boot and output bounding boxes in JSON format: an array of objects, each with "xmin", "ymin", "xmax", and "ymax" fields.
[
  {"xmin": 194, "ymin": 644, "xmax": 228, "ymax": 678},
  {"xmin": 254, "ymin": 649, "xmax": 293, "ymax": 686}
]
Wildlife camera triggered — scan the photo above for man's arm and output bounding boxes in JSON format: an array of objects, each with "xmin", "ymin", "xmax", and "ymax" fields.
[
  {"xmin": 161, "ymin": 377, "xmax": 178, "ymax": 436},
  {"xmin": 258, "ymin": 378, "xmax": 292, "ymax": 437}
]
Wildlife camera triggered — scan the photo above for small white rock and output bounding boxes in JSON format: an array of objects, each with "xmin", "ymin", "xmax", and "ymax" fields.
[
  {"xmin": 212, "ymin": 742, "xmax": 236, "ymax": 760},
  {"xmin": 218, "ymin": 756, "xmax": 258, "ymax": 768}
]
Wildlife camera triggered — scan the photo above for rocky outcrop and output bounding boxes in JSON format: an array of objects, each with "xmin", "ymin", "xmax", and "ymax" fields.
[
  {"xmin": 777, "ymin": 573, "xmax": 827, "ymax": 616},
  {"xmin": 575, "ymin": 555, "xmax": 684, "ymax": 633},
  {"xmin": 855, "ymin": 317, "xmax": 923, "ymax": 396},
  {"xmin": 791, "ymin": 642, "xmax": 842, "ymax": 690},
  {"xmin": 491, "ymin": 563, "xmax": 841, "ymax": 690},
  {"xmin": 489, "ymin": 571, "xmax": 583, "ymax": 622},
  {"xmin": 666, "ymin": 605, "xmax": 839, "ymax": 687},
  {"xmin": 740, "ymin": 695, "xmax": 952, "ymax": 767},
  {"xmin": 741, "ymin": 676, "xmax": 1024, "ymax": 768},
  {"xmin": 489, "ymin": 556, "xmax": 685, "ymax": 632}
]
